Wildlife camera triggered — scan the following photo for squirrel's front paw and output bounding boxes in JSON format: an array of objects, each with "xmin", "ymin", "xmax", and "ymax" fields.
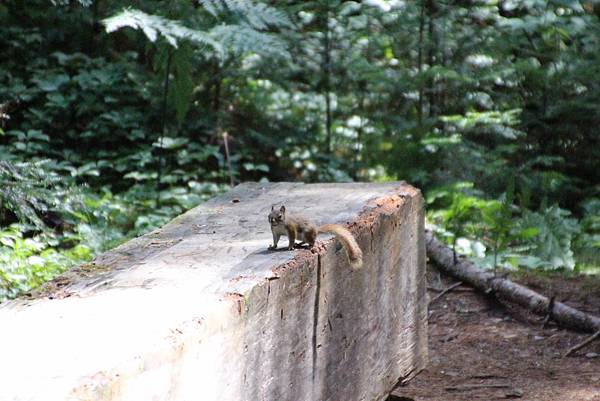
[{"xmin": 287, "ymin": 245, "xmax": 294, "ymax": 251}]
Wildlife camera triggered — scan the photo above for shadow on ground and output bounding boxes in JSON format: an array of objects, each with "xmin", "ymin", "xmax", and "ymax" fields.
[{"xmin": 390, "ymin": 265, "xmax": 600, "ymax": 401}]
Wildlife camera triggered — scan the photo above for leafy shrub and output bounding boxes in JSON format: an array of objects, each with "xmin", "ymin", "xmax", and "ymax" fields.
[
  {"xmin": 516, "ymin": 206, "xmax": 580, "ymax": 270},
  {"xmin": 0, "ymin": 224, "xmax": 91, "ymax": 300},
  {"xmin": 429, "ymin": 183, "xmax": 592, "ymax": 272}
]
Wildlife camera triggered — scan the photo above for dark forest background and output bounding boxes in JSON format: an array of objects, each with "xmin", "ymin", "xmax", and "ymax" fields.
[{"xmin": 1, "ymin": 0, "xmax": 599, "ymax": 300}]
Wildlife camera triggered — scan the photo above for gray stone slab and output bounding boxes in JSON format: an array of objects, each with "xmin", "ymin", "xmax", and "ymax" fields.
[{"xmin": 0, "ymin": 182, "xmax": 427, "ymax": 401}]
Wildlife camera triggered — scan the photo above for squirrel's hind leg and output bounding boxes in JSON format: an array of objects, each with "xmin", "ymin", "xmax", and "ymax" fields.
[{"xmin": 305, "ymin": 228, "xmax": 317, "ymax": 250}]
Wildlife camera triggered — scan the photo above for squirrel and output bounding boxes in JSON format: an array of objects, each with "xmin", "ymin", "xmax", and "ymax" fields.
[{"xmin": 267, "ymin": 205, "xmax": 363, "ymax": 270}]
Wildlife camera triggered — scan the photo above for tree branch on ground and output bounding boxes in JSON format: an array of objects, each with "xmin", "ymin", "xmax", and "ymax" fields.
[{"xmin": 426, "ymin": 230, "xmax": 600, "ymax": 334}]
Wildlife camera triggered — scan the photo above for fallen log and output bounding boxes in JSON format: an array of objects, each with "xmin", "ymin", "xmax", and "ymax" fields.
[{"xmin": 425, "ymin": 230, "xmax": 600, "ymax": 333}]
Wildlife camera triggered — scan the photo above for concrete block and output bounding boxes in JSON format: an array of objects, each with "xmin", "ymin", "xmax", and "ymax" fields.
[{"xmin": 0, "ymin": 182, "xmax": 427, "ymax": 401}]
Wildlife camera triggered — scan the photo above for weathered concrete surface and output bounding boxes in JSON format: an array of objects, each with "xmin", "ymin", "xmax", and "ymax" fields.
[{"xmin": 0, "ymin": 182, "xmax": 427, "ymax": 401}]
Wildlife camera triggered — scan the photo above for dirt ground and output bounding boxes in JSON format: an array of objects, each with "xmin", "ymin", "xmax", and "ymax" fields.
[{"xmin": 390, "ymin": 266, "xmax": 600, "ymax": 401}]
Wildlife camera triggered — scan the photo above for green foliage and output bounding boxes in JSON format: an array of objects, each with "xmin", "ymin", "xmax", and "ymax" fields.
[
  {"xmin": 0, "ymin": 176, "xmax": 227, "ymax": 301},
  {"xmin": 441, "ymin": 109, "xmax": 524, "ymax": 140},
  {"xmin": 51, "ymin": 0, "xmax": 92, "ymax": 5},
  {"xmin": 103, "ymin": 9, "xmax": 222, "ymax": 52},
  {"xmin": 199, "ymin": 0, "xmax": 292, "ymax": 30},
  {"xmin": 573, "ymin": 198, "xmax": 600, "ymax": 271},
  {"xmin": 481, "ymin": 179, "xmax": 516, "ymax": 273},
  {"xmin": 429, "ymin": 181, "xmax": 590, "ymax": 273},
  {"xmin": 0, "ymin": 160, "xmax": 84, "ymax": 229},
  {"xmin": 0, "ymin": 224, "xmax": 91, "ymax": 300},
  {"xmin": 428, "ymin": 182, "xmax": 485, "ymax": 261},
  {"xmin": 517, "ymin": 206, "xmax": 580, "ymax": 270},
  {"xmin": 1, "ymin": 0, "xmax": 599, "ymax": 300}
]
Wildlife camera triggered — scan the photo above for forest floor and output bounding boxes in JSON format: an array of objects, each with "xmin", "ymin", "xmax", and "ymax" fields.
[{"xmin": 392, "ymin": 265, "xmax": 600, "ymax": 401}]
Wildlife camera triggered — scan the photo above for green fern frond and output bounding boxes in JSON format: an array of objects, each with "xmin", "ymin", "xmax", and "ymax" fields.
[
  {"xmin": 209, "ymin": 24, "xmax": 290, "ymax": 59},
  {"xmin": 240, "ymin": 2, "xmax": 292, "ymax": 30},
  {"xmin": 198, "ymin": 0, "xmax": 292, "ymax": 29},
  {"xmin": 103, "ymin": 9, "xmax": 223, "ymax": 55},
  {"xmin": 0, "ymin": 160, "xmax": 69, "ymax": 229},
  {"xmin": 199, "ymin": 0, "xmax": 239, "ymax": 13},
  {"xmin": 198, "ymin": 0, "xmax": 220, "ymax": 17},
  {"xmin": 51, "ymin": 0, "xmax": 92, "ymax": 6}
]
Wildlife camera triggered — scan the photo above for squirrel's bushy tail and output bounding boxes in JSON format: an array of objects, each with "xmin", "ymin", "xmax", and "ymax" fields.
[{"xmin": 318, "ymin": 224, "xmax": 363, "ymax": 270}]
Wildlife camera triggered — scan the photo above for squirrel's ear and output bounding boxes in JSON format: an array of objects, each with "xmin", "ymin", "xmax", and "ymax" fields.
[
  {"xmin": 280, "ymin": 205, "xmax": 286, "ymax": 213},
  {"xmin": 271, "ymin": 205, "xmax": 274, "ymax": 211}
]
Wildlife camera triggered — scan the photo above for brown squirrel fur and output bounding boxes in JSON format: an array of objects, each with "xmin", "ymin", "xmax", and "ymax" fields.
[{"xmin": 267, "ymin": 205, "xmax": 363, "ymax": 270}]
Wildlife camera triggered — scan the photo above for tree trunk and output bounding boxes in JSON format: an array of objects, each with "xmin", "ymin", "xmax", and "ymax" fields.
[
  {"xmin": 156, "ymin": 48, "xmax": 174, "ymax": 207},
  {"xmin": 322, "ymin": 1, "xmax": 332, "ymax": 153},
  {"xmin": 426, "ymin": 230, "xmax": 600, "ymax": 333},
  {"xmin": 426, "ymin": 0, "xmax": 436, "ymax": 117},
  {"xmin": 417, "ymin": 0, "xmax": 425, "ymax": 127}
]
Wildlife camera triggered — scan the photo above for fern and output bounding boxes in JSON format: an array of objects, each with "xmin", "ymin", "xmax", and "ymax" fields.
[
  {"xmin": 210, "ymin": 24, "xmax": 289, "ymax": 58},
  {"xmin": 0, "ymin": 161, "xmax": 44, "ymax": 228},
  {"xmin": 198, "ymin": 0, "xmax": 291, "ymax": 58},
  {"xmin": 103, "ymin": 9, "xmax": 223, "ymax": 55},
  {"xmin": 244, "ymin": 2, "xmax": 292, "ymax": 29},
  {"xmin": 0, "ymin": 160, "xmax": 83, "ymax": 229},
  {"xmin": 104, "ymin": 5, "xmax": 289, "ymax": 59},
  {"xmin": 518, "ymin": 206, "xmax": 581, "ymax": 270},
  {"xmin": 102, "ymin": 3, "xmax": 289, "ymax": 125},
  {"xmin": 50, "ymin": 0, "xmax": 92, "ymax": 6},
  {"xmin": 198, "ymin": 0, "xmax": 291, "ymax": 29},
  {"xmin": 232, "ymin": 1, "xmax": 291, "ymax": 30},
  {"xmin": 198, "ymin": 0, "xmax": 222, "ymax": 17}
]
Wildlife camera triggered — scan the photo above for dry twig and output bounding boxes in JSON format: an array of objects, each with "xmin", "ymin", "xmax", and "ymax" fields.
[
  {"xmin": 445, "ymin": 384, "xmax": 511, "ymax": 392},
  {"xmin": 429, "ymin": 281, "xmax": 463, "ymax": 305},
  {"xmin": 563, "ymin": 330, "xmax": 600, "ymax": 358}
]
